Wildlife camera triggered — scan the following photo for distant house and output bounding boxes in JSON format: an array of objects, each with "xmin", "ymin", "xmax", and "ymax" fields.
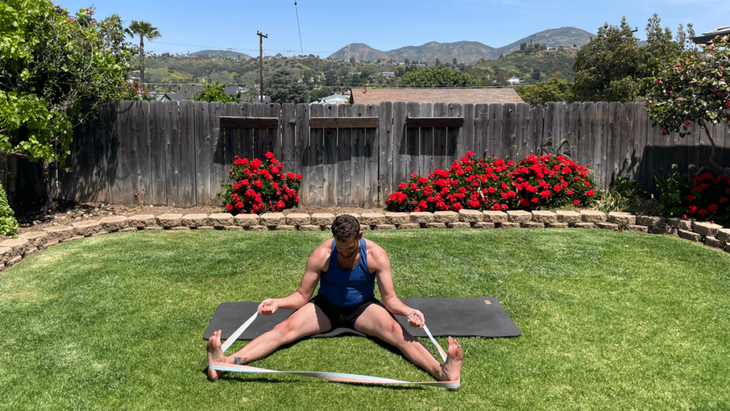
[
  {"xmin": 381, "ymin": 72, "xmax": 395, "ymax": 78},
  {"xmin": 507, "ymin": 78, "xmax": 521, "ymax": 85},
  {"xmin": 312, "ymin": 94, "xmax": 350, "ymax": 105},
  {"xmin": 349, "ymin": 86, "xmax": 524, "ymax": 105},
  {"xmin": 692, "ymin": 25, "xmax": 730, "ymax": 44}
]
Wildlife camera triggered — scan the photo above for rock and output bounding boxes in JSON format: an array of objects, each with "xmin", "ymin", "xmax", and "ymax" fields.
[
  {"xmin": 692, "ymin": 221, "xmax": 723, "ymax": 237},
  {"xmin": 636, "ymin": 215, "xmax": 666, "ymax": 227},
  {"xmin": 44, "ymin": 226, "xmax": 75, "ymax": 241},
  {"xmin": 521, "ymin": 222, "xmax": 545, "ymax": 228},
  {"xmin": 100, "ymin": 216, "xmax": 128, "ymax": 232},
  {"xmin": 359, "ymin": 213, "xmax": 386, "ymax": 226},
  {"xmin": 678, "ymin": 229, "xmax": 701, "ymax": 242},
  {"xmin": 182, "ymin": 214, "xmax": 209, "ymax": 228},
  {"xmin": 260, "ymin": 213, "xmax": 285, "ymax": 227},
  {"xmin": 556, "ymin": 210, "xmax": 581, "ymax": 224},
  {"xmin": 208, "ymin": 213, "xmax": 234, "ymax": 228},
  {"xmin": 19, "ymin": 231, "xmax": 48, "ymax": 247},
  {"xmin": 311, "ymin": 213, "xmax": 336, "ymax": 226},
  {"xmin": 482, "ymin": 211, "xmax": 508, "ymax": 223},
  {"xmin": 157, "ymin": 214, "xmax": 183, "ymax": 228},
  {"xmin": 580, "ymin": 210, "xmax": 606, "ymax": 223},
  {"xmin": 458, "ymin": 210, "xmax": 483, "ymax": 223},
  {"xmin": 385, "ymin": 212, "xmax": 410, "ymax": 225},
  {"xmin": 434, "ymin": 211, "xmax": 459, "ymax": 223},
  {"xmin": 128, "ymin": 214, "xmax": 157, "ymax": 229},
  {"xmin": 608, "ymin": 212, "xmax": 636, "ymax": 226},
  {"xmin": 409, "ymin": 212, "xmax": 434, "ymax": 224},
  {"xmin": 506, "ymin": 210, "xmax": 532, "ymax": 223},
  {"xmin": 531, "ymin": 211, "xmax": 558, "ymax": 224},
  {"xmin": 72, "ymin": 221, "xmax": 103, "ymax": 237},
  {"xmin": 235, "ymin": 214, "xmax": 260, "ymax": 227},
  {"xmin": 447, "ymin": 222, "xmax": 471, "ymax": 229},
  {"xmin": 286, "ymin": 213, "xmax": 312, "ymax": 226}
]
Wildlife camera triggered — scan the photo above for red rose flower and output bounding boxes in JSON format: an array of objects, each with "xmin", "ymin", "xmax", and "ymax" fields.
[
  {"xmin": 574, "ymin": 199, "xmax": 580, "ymax": 206},
  {"xmin": 708, "ymin": 203, "xmax": 718, "ymax": 212},
  {"xmin": 265, "ymin": 152, "xmax": 274, "ymax": 159},
  {"xmin": 586, "ymin": 189, "xmax": 594, "ymax": 197}
]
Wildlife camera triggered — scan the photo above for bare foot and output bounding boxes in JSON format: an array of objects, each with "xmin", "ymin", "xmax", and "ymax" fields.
[
  {"xmin": 206, "ymin": 330, "xmax": 228, "ymax": 381},
  {"xmin": 440, "ymin": 337, "xmax": 463, "ymax": 390}
]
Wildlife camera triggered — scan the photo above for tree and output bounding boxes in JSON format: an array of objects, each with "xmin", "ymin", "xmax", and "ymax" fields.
[
  {"xmin": 516, "ymin": 72, "xmax": 573, "ymax": 106},
  {"xmin": 0, "ymin": 1, "xmax": 135, "ymax": 212},
  {"xmin": 310, "ymin": 86, "xmax": 333, "ymax": 102},
  {"xmin": 125, "ymin": 20, "xmax": 161, "ymax": 92},
  {"xmin": 647, "ymin": 36, "xmax": 729, "ymax": 174},
  {"xmin": 574, "ymin": 15, "xmax": 693, "ymax": 102},
  {"xmin": 399, "ymin": 67, "xmax": 476, "ymax": 87},
  {"xmin": 266, "ymin": 68, "xmax": 309, "ymax": 104},
  {"xmin": 193, "ymin": 81, "xmax": 240, "ymax": 103},
  {"xmin": 573, "ymin": 17, "xmax": 643, "ymax": 102}
]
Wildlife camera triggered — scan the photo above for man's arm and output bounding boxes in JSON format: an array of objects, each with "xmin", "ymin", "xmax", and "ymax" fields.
[
  {"xmin": 258, "ymin": 240, "xmax": 331, "ymax": 315},
  {"xmin": 369, "ymin": 241, "xmax": 425, "ymax": 328}
]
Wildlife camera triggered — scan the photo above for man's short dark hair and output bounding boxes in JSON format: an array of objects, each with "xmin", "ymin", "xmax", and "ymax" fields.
[{"xmin": 331, "ymin": 215, "xmax": 360, "ymax": 242}]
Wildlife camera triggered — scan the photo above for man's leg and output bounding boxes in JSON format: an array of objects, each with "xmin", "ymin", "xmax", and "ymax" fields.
[
  {"xmin": 353, "ymin": 303, "xmax": 462, "ymax": 383},
  {"xmin": 206, "ymin": 302, "xmax": 332, "ymax": 381}
]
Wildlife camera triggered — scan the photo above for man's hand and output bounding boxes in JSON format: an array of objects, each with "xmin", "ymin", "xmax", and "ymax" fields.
[
  {"xmin": 407, "ymin": 309, "xmax": 425, "ymax": 329},
  {"xmin": 258, "ymin": 299, "xmax": 279, "ymax": 315}
]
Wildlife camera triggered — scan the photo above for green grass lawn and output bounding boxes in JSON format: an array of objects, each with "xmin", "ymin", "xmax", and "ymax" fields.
[{"xmin": 1, "ymin": 229, "xmax": 729, "ymax": 410}]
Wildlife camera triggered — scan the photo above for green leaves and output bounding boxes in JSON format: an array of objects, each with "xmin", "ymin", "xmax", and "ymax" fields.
[{"xmin": 0, "ymin": 0, "xmax": 136, "ymax": 165}]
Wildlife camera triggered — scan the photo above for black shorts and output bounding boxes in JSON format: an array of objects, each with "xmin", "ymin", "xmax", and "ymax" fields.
[{"xmin": 310, "ymin": 294, "xmax": 384, "ymax": 330}]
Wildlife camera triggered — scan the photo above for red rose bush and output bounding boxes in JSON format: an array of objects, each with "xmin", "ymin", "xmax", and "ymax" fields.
[
  {"xmin": 218, "ymin": 152, "xmax": 302, "ymax": 215},
  {"xmin": 385, "ymin": 151, "xmax": 596, "ymax": 212}
]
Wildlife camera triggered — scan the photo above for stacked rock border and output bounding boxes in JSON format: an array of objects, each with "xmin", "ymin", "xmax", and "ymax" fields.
[{"xmin": 2, "ymin": 210, "xmax": 729, "ymax": 272}]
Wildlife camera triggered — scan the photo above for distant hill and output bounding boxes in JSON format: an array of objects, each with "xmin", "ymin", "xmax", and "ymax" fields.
[
  {"xmin": 190, "ymin": 49, "xmax": 252, "ymax": 59},
  {"xmin": 328, "ymin": 27, "xmax": 594, "ymax": 64}
]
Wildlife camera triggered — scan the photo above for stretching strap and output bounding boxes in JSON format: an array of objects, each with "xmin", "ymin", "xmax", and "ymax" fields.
[{"xmin": 208, "ymin": 311, "xmax": 460, "ymax": 390}]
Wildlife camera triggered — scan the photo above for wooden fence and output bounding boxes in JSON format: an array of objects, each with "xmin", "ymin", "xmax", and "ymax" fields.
[{"xmin": 44, "ymin": 101, "xmax": 730, "ymax": 208}]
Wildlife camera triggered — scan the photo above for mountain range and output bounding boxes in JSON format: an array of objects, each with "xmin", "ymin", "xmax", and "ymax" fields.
[
  {"xmin": 190, "ymin": 49, "xmax": 252, "ymax": 59},
  {"xmin": 327, "ymin": 27, "xmax": 594, "ymax": 64}
]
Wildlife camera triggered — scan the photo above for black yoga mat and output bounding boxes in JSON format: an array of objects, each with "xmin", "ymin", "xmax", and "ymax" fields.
[{"xmin": 203, "ymin": 297, "xmax": 521, "ymax": 340}]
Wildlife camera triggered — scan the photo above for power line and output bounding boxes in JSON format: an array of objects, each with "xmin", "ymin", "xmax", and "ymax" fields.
[{"xmin": 294, "ymin": 2, "xmax": 304, "ymax": 56}]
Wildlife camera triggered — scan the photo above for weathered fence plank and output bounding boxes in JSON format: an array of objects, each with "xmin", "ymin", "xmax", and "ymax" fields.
[
  {"xmin": 433, "ymin": 103, "xmax": 448, "ymax": 171},
  {"xmin": 164, "ymin": 101, "xmax": 180, "ymax": 206},
  {"xmin": 392, "ymin": 102, "xmax": 408, "ymax": 187},
  {"xmin": 337, "ymin": 104, "xmax": 352, "ymax": 206},
  {"xmin": 459, "ymin": 103, "xmax": 475, "ymax": 159},
  {"xmin": 308, "ymin": 104, "xmax": 325, "ymax": 206},
  {"xmin": 194, "ymin": 102, "xmax": 210, "ymax": 205},
  {"xmin": 179, "ymin": 100, "xmax": 195, "ymax": 206},
  {"xmin": 405, "ymin": 102, "xmax": 420, "ymax": 178},
  {"xmin": 281, "ymin": 103, "xmax": 296, "ymax": 174},
  {"xmin": 323, "ymin": 104, "xmax": 338, "ymax": 206},
  {"xmin": 447, "ymin": 103, "xmax": 462, "ymax": 163},
  {"xmin": 351, "ymin": 104, "xmax": 367, "ymax": 206},
  {"xmin": 378, "ymin": 102, "xmax": 393, "ymax": 200},
  {"xmin": 474, "ymin": 104, "xmax": 488, "ymax": 159},
  {"xmin": 418, "ymin": 103, "xmax": 433, "ymax": 176},
  {"xmin": 208, "ymin": 102, "xmax": 224, "ymax": 203},
  {"xmin": 365, "ymin": 103, "xmax": 379, "ymax": 207},
  {"xmin": 295, "ymin": 103, "xmax": 310, "ymax": 205}
]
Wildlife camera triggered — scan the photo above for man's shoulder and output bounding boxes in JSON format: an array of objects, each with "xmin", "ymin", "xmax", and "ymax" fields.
[
  {"xmin": 364, "ymin": 238, "xmax": 388, "ymax": 262},
  {"xmin": 309, "ymin": 239, "xmax": 334, "ymax": 268}
]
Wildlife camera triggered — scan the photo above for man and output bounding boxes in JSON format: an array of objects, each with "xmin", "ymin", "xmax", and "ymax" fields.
[{"xmin": 206, "ymin": 214, "xmax": 462, "ymax": 386}]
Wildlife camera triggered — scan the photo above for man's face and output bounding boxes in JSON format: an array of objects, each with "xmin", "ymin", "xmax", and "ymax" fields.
[{"xmin": 335, "ymin": 234, "xmax": 361, "ymax": 259}]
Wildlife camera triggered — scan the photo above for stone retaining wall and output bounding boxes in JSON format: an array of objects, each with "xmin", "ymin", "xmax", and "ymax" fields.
[{"xmin": 2, "ymin": 210, "xmax": 729, "ymax": 272}]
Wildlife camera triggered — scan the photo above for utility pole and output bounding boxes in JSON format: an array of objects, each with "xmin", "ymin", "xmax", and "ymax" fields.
[{"xmin": 257, "ymin": 31, "xmax": 268, "ymax": 103}]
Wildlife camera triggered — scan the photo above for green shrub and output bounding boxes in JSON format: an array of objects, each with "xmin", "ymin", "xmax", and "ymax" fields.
[{"xmin": 0, "ymin": 182, "xmax": 18, "ymax": 236}]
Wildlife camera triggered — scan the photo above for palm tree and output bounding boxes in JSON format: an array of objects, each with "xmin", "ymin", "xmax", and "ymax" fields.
[{"xmin": 125, "ymin": 20, "xmax": 161, "ymax": 92}]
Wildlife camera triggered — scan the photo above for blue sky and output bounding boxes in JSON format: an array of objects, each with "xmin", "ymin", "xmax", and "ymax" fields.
[{"xmin": 58, "ymin": 0, "xmax": 728, "ymax": 57}]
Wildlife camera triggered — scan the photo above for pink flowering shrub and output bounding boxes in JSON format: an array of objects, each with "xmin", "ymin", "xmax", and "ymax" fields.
[
  {"xmin": 217, "ymin": 152, "xmax": 302, "ymax": 215},
  {"xmin": 385, "ymin": 151, "xmax": 596, "ymax": 212}
]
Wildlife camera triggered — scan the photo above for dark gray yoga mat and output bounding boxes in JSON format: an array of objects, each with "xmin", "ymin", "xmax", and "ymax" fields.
[{"xmin": 203, "ymin": 297, "xmax": 521, "ymax": 340}]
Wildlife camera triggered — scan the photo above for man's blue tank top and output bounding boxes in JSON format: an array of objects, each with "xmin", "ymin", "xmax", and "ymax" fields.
[{"xmin": 318, "ymin": 238, "xmax": 375, "ymax": 307}]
